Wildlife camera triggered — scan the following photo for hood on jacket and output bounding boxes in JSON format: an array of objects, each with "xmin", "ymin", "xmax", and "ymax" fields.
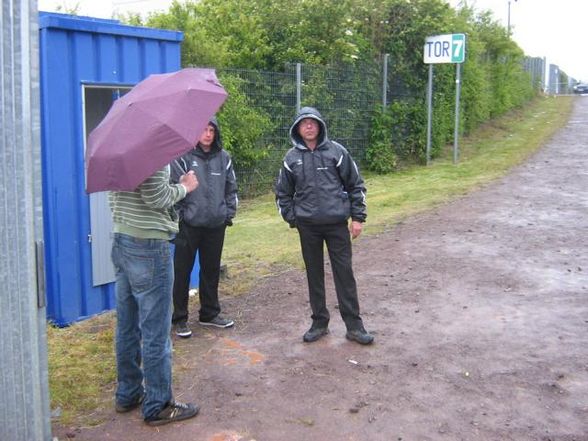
[
  {"xmin": 196, "ymin": 116, "xmax": 223, "ymax": 154},
  {"xmin": 289, "ymin": 106, "xmax": 329, "ymax": 149}
]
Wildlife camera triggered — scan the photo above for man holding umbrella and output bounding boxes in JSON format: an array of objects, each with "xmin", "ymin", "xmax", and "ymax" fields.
[
  {"xmin": 110, "ymin": 167, "xmax": 201, "ymax": 425},
  {"xmin": 86, "ymin": 68, "xmax": 229, "ymax": 425}
]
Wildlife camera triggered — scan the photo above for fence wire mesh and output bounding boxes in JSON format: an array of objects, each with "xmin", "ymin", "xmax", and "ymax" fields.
[
  {"xmin": 215, "ymin": 55, "xmax": 545, "ymax": 198},
  {"xmin": 217, "ymin": 67, "xmax": 297, "ymax": 197},
  {"xmin": 218, "ymin": 60, "xmax": 383, "ymax": 197}
]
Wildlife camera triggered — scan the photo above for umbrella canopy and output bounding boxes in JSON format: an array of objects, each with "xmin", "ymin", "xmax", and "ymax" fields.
[{"xmin": 85, "ymin": 68, "xmax": 228, "ymax": 193}]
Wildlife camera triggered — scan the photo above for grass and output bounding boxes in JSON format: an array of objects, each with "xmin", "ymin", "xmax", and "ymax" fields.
[
  {"xmin": 48, "ymin": 95, "xmax": 574, "ymax": 426},
  {"xmin": 48, "ymin": 314, "xmax": 117, "ymax": 426}
]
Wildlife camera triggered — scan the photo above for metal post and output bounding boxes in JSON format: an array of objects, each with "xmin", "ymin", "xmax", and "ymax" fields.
[
  {"xmin": 1, "ymin": 1, "xmax": 52, "ymax": 440},
  {"xmin": 426, "ymin": 63, "xmax": 433, "ymax": 165},
  {"xmin": 507, "ymin": 0, "xmax": 511, "ymax": 34},
  {"xmin": 453, "ymin": 63, "xmax": 462, "ymax": 164},
  {"xmin": 296, "ymin": 63, "xmax": 302, "ymax": 113},
  {"xmin": 508, "ymin": 0, "xmax": 518, "ymax": 35},
  {"xmin": 542, "ymin": 57, "xmax": 547, "ymax": 93},
  {"xmin": 382, "ymin": 53, "xmax": 389, "ymax": 108}
]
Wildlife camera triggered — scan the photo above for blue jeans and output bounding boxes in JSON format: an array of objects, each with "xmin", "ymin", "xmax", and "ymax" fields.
[{"xmin": 111, "ymin": 233, "xmax": 173, "ymax": 419}]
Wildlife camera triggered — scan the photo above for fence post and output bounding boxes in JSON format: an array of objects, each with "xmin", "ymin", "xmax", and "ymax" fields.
[
  {"xmin": 1, "ymin": 1, "xmax": 52, "ymax": 440},
  {"xmin": 382, "ymin": 53, "xmax": 389, "ymax": 108},
  {"xmin": 453, "ymin": 63, "xmax": 462, "ymax": 164},
  {"xmin": 542, "ymin": 57, "xmax": 547, "ymax": 93},
  {"xmin": 426, "ymin": 63, "xmax": 434, "ymax": 165},
  {"xmin": 296, "ymin": 63, "xmax": 302, "ymax": 113}
]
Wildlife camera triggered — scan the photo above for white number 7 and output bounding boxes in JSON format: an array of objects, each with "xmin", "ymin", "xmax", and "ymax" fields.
[{"xmin": 453, "ymin": 40, "xmax": 463, "ymax": 57}]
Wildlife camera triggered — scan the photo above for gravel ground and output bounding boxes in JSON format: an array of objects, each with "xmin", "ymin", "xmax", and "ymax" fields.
[{"xmin": 54, "ymin": 97, "xmax": 588, "ymax": 441}]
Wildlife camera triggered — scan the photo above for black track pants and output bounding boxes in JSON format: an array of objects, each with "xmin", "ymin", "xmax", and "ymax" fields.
[
  {"xmin": 172, "ymin": 222, "xmax": 226, "ymax": 323},
  {"xmin": 296, "ymin": 221, "xmax": 364, "ymax": 331}
]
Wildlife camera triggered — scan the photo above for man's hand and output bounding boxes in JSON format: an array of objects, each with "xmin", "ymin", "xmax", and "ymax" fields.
[
  {"xmin": 349, "ymin": 220, "xmax": 362, "ymax": 239},
  {"xmin": 180, "ymin": 170, "xmax": 199, "ymax": 193}
]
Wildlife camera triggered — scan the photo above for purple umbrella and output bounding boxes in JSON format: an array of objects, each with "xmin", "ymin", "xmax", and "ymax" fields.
[{"xmin": 85, "ymin": 68, "xmax": 228, "ymax": 193}]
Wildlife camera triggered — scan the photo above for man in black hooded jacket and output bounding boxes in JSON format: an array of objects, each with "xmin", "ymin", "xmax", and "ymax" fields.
[
  {"xmin": 275, "ymin": 107, "xmax": 374, "ymax": 345},
  {"xmin": 171, "ymin": 118, "xmax": 238, "ymax": 338}
]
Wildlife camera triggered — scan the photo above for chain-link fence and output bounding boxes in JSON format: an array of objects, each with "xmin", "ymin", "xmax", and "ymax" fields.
[
  {"xmin": 523, "ymin": 56, "xmax": 545, "ymax": 91},
  {"xmin": 219, "ymin": 60, "xmax": 385, "ymax": 197},
  {"xmin": 216, "ymin": 67, "xmax": 297, "ymax": 197},
  {"xmin": 218, "ymin": 55, "xmax": 546, "ymax": 198}
]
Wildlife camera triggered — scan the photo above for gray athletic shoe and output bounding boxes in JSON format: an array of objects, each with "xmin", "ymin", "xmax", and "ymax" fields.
[
  {"xmin": 175, "ymin": 321, "xmax": 192, "ymax": 338},
  {"xmin": 303, "ymin": 326, "xmax": 329, "ymax": 343},
  {"xmin": 145, "ymin": 401, "xmax": 199, "ymax": 426},
  {"xmin": 199, "ymin": 315, "xmax": 234, "ymax": 328},
  {"xmin": 345, "ymin": 328, "xmax": 374, "ymax": 345}
]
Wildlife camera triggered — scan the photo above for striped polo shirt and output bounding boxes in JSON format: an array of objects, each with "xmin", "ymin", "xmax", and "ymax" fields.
[{"xmin": 109, "ymin": 166, "xmax": 187, "ymax": 240}]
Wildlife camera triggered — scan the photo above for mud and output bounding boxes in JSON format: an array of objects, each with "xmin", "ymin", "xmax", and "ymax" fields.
[{"xmin": 54, "ymin": 98, "xmax": 588, "ymax": 441}]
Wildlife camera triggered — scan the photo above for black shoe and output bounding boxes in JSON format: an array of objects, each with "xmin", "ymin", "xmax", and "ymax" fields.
[
  {"xmin": 115, "ymin": 393, "xmax": 144, "ymax": 413},
  {"xmin": 175, "ymin": 321, "xmax": 192, "ymax": 338},
  {"xmin": 303, "ymin": 326, "xmax": 329, "ymax": 343},
  {"xmin": 346, "ymin": 328, "xmax": 374, "ymax": 345},
  {"xmin": 199, "ymin": 315, "xmax": 234, "ymax": 328},
  {"xmin": 145, "ymin": 401, "xmax": 199, "ymax": 426}
]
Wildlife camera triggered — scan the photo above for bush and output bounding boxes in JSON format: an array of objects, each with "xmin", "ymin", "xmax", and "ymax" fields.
[
  {"xmin": 366, "ymin": 105, "xmax": 397, "ymax": 173},
  {"xmin": 215, "ymin": 73, "xmax": 274, "ymax": 169}
]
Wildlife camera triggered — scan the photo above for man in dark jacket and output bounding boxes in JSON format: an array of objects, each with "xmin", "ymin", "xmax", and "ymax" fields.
[
  {"xmin": 275, "ymin": 107, "xmax": 374, "ymax": 345},
  {"xmin": 171, "ymin": 118, "xmax": 238, "ymax": 338}
]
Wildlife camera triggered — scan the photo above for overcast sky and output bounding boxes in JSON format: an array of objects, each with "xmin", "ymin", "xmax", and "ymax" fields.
[
  {"xmin": 38, "ymin": 0, "xmax": 588, "ymax": 82},
  {"xmin": 38, "ymin": 0, "xmax": 175, "ymax": 19},
  {"xmin": 449, "ymin": 0, "xmax": 588, "ymax": 82}
]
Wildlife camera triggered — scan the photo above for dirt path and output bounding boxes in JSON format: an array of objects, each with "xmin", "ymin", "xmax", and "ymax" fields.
[{"xmin": 55, "ymin": 98, "xmax": 588, "ymax": 441}]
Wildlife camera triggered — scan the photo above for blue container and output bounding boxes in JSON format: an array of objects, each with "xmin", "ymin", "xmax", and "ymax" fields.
[
  {"xmin": 39, "ymin": 12, "xmax": 184, "ymax": 326},
  {"xmin": 170, "ymin": 246, "xmax": 201, "ymax": 291}
]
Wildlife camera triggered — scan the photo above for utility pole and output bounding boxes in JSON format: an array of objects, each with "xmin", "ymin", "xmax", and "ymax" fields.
[{"xmin": 507, "ymin": 0, "xmax": 518, "ymax": 35}]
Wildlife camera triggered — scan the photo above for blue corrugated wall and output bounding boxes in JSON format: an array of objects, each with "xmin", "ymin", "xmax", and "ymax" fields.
[{"xmin": 39, "ymin": 12, "xmax": 183, "ymax": 325}]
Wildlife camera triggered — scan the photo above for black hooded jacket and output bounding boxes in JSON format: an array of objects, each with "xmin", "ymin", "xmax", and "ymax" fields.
[
  {"xmin": 275, "ymin": 107, "xmax": 367, "ymax": 226},
  {"xmin": 171, "ymin": 118, "xmax": 238, "ymax": 227}
]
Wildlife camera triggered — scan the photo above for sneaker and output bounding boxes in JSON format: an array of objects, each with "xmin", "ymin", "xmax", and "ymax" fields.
[
  {"xmin": 199, "ymin": 315, "xmax": 234, "ymax": 328},
  {"xmin": 346, "ymin": 328, "xmax": 374, "ymax": 345},
  {"xmin": 115, "ymin": 393, "xmax": 144, "ymax": 413},
  {"xmin": 144, "ymin": 401, "xmax": 199, "ymax": 426},
  {"xmin": 175, "ymin": 321, "xmax": 192, "ymax": 338},
  {"xmin": 303, "ymin": 326, "xmax": 329, "ymax": 343}
]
